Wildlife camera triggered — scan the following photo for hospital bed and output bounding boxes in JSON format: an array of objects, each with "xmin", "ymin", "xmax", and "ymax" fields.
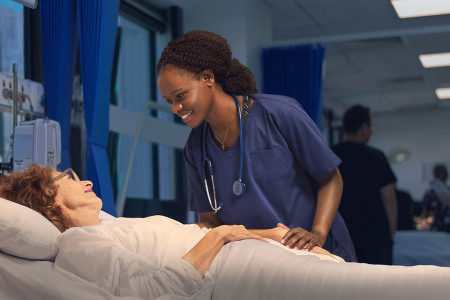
[
  {"xmin": 0, "ymin": 196, "xmax": 140, "ymax": 300},
  {"xmin": 0, "ymin": 251, "xmax": 141, "ymax": 300},
  {"xmin": 2, "ymin": 195, "xmax": 450, "ymax": 300},
  {"xmin": 393, "ymin": 230, "xmax": 450, "ymax": 267}
]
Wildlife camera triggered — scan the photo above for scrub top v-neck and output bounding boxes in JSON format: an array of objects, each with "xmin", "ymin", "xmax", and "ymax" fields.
[{"xmin": 184, "ymin": 93, "xmax": 356, "ymax": 262}]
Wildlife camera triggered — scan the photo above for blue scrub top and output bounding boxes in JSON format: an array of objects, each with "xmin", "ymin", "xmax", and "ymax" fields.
[{"xmin": 184, "ymin": 94, "xmax": 356, "ymax": 262}]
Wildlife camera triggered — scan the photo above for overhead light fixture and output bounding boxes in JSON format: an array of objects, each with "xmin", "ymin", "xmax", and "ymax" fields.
[
  {"xmin": 391, "ymin": 0, "xmax": 450, "ymax": 18},
  {"xmin": 387, "ymin": 147, "xmax": 411, "ymax": 164},
  {"xmin": 419, "ymin": 52, "xmax": 450, "ymax": 68},
  {"xmin": 11, "ymin": 0, "xmax": 38, "ymax": 9},
  {"xmin": 436, "ymin": 88, "xmax": 450, "ymax": 99}
]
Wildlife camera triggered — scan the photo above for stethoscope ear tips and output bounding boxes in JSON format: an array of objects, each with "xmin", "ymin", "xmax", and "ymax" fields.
[{"xmin": 233, "ymin": 181, "xmax": 246, "ymax": 196}]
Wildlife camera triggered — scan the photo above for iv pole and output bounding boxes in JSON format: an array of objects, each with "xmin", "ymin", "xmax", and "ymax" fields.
[
  {"xmin": 11, "ymin": 63, "xmax": 18, "ymax": 158},
  {"xmin": 0, "ymin": 64, "xmax": 19, "ymax": 174}
]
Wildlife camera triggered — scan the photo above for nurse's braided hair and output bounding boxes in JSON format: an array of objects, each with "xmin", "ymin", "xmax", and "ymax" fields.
[{"xmin": 157, "ymin": 30, "xmax": 258, "ymax": 95}]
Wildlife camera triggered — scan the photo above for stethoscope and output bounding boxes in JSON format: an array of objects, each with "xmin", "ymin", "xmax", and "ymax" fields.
[{"xmin": 202, "ymin": 94, "xmax": 246, "ymax": 214}]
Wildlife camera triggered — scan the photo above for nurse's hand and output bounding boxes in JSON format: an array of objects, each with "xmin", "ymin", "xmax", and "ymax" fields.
[{"xmin": 279, "ymin": 223, "xmax": 325, "ymax": 252}]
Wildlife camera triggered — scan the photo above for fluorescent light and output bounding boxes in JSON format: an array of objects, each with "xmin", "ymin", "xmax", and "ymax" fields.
[
  {"xmin": 392, "ymin": 0, "xmax": 450, "ymax": 18},
  {"xmin": 419, "ymin": 52, "xmax": 450, "ymax": 68},
  {"xmin": 436, "ymin": 88, "xmax": 450, "ymax": 99}
]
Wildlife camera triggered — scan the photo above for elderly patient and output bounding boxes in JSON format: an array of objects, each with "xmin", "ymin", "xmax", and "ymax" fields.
[{"xmin": 1, "ymin": 165, "xmax": 450, "ymax": 300}]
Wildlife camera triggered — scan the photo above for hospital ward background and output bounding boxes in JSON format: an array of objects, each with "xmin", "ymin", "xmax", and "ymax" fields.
[{"xmin": 1, "ymin": 0, "xmax": 450, "ymax": 299}]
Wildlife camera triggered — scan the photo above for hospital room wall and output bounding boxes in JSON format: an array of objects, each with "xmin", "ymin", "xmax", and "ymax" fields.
[
  {"xmin": 170, "ymin": 0, "xmax": 273, "ymax": 91},
  {"xmin": 369, "ymin": 110, "xmax": 450, "ymax": 201}
]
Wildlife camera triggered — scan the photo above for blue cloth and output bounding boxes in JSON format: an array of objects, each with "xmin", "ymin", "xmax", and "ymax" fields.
[
  {"xmin": 263, "ymin": 45, "xmax": 325, "ymax": 130},
  {"xmin": 40, "ymin": 0, "xmax": 79, "ymax": 170},
  {"xmin": 185, "ymin": 94, "xmax": 356, "ymax": 262},
  {"xmin": 77, "ymin": 0, "xmax": 120, "ymax": 216}
]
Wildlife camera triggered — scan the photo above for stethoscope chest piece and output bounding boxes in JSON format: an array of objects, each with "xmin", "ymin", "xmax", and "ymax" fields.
[{"xmin": 233, "ymin": 180, "xmax": 246, "ymax": 196}]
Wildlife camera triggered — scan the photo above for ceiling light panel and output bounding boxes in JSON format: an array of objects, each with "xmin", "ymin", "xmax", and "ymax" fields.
[
  {"xmin": 436, "ymin": 88, "xmax": 450, "ymax": 99},
  {"xmin": 392, "ymin": 0, "xmax": 450, "ymax": 18},
  {"xmin": 419, "ymin": 52, "xmax": 450, "ymax": 68}
]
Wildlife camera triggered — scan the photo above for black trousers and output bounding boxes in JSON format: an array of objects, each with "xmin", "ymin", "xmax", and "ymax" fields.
[{"xmin": 354, "ymin": 245, "xmax": 393, "ymax": 265}]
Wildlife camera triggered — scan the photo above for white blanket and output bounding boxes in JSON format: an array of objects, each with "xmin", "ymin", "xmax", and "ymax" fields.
[{"xmin": 55, "ymin": 216, "xmax": 450, "ymax": 300}]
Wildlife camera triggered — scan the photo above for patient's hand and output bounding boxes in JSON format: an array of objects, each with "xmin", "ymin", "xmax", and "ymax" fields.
[
  {"xmin": 214, "ymin": 225, "xmax": 269, "ymax": 244},
  {"xmin": 268, "ymin": 226, "xmax": 290, "ymax": 242}
]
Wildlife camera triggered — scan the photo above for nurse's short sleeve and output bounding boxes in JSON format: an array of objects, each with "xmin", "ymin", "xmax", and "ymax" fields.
[
  {"xmin": 281, "ymin": 104, "xmax": 341, "ymax": 181},
  {"xmin": 184, "ymin": 133, "xmax": 214, "ymax": 213}
]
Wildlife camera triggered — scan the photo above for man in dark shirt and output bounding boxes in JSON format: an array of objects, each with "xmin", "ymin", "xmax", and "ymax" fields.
[
  {"xmin": 396, "ymin": 190, "xmax": 416, "ymax": 231},
  {"xmin": 332, "ymin": 105, "xmax": 397, "ymax": 265}
]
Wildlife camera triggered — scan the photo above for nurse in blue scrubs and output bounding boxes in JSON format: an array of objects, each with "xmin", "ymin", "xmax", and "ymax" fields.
[{"xmin": 157, "ymin": 30, "xmax": 357, "ymax": 262}]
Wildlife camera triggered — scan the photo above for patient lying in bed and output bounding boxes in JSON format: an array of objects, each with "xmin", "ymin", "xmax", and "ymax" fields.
[{"xmin": 1, "ymin": 165, "xmax": 450, "ymax": 300}]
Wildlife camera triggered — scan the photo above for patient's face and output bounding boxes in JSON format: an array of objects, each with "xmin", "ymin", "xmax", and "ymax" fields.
[{"xmin": 51, "ymin": 171, "xmax": 102, "ymax": 212}]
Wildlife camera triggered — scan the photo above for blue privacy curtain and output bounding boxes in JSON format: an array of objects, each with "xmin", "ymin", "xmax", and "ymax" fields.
[
  {"xmin": 40, "ymin": 0, "xmax": 78, "ymax": 170},
  {"xmin": 78, "ymin": 0, "xmax": 120, "ymax": 216},
  {"xmin": 263, "ymin": 45, "xmax": 325, "ymax": 129}
]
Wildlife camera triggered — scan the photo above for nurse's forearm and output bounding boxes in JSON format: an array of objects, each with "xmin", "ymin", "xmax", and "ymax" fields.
[{"xmin": 313, "ymin": 168, "xmax": 343, "ymax": 243}]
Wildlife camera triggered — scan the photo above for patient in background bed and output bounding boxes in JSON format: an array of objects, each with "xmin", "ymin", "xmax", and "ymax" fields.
[
  {"xmin": 1, "ymin": 165, "xmax": 450, "ymax": 300},
  {"xmin": 418, "ymin": 164, "xmax": 450, "ymax": 232}
]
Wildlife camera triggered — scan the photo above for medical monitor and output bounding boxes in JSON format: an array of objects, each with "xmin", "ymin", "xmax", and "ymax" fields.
[{"xmin": 13, "ymin": 119, "xmax": 61, "ymax": 171}]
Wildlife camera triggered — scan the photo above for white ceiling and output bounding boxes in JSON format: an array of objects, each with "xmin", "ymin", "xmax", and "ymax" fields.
[
  {"xmin": 143, "ymin": 0, "xmax": 450, "ymax": 116},
  {"xmin": 266, "ymin": 0, "xmax": 450, "ymax": 116}
]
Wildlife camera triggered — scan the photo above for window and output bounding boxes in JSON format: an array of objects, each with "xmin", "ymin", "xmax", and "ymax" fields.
[
  {"xmin": 115, "ymin": 15, "xmax": 156, "ymax": 201},
  {"xmin": 109, "ymin": 6, "xmax": 190, "ymax": 223},
  {"xmin": 0, "ymin": 0, "xmax": 24, "ymax": 164}
]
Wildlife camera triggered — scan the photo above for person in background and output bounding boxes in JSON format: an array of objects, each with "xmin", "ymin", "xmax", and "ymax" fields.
[
  {"xmin": 396, "ymin": 189, "xmax": 416, "ymax": 231},
  {"xmin": 420, "ymin": 164, "xmax": 450, "ymax": 233},
  {"xmin": 332, "ymin": 105, "xmax": 397, "ymax": 264}
]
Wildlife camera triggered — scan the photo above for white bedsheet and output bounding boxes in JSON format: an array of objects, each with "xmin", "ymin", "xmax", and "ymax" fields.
[
  {"xmin": 54, "ymin": 216, "xmax": 450, "ymax": 300},
  {"xmin": 0, "ymin": 251, "xmax": 141, "ymax": 300}
]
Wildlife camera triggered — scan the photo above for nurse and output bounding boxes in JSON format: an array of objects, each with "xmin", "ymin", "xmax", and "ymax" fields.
[{"xmin": 157, "ymin": 30, "xmax": 357, "ymax": 262}]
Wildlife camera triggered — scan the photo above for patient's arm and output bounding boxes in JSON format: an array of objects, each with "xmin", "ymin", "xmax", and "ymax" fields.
[
  {"xmin": 196, "ymin": 216, "xmax": 336, "ymax": 260},
  {"xmin": 183, "ymin": 225, "xmax": 267, "ymax": 277},
  {"xmin": 249, "ymin": 226, "xmax": 289, "ymax": 241}
]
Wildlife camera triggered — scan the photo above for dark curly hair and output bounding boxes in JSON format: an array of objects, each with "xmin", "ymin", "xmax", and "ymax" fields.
[
  {"xmin": 0, "ymin": 164, "xmax": 71, "ymax": 232},
  {"xmin": 157, "ymin": 30, "xmax": 258, "ymax": 95},
  {"xmin": 433, "ymin": 164, "xmax": 448, "ymax": 181}
]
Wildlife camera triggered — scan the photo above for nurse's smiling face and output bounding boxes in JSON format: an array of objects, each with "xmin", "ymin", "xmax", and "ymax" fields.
[{"xmin": 158, "ymin": 65, "xmax": 215, "ymax": 128}]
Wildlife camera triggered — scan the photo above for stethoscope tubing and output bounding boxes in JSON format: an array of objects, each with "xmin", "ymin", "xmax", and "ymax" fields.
[{"xmin": 201, "ymin": 94, "xmax": 244, "ymax": 213}]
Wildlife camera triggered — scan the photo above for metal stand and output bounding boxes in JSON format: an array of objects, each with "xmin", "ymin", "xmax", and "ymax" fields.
[{"xmin": 0, "ymin": 64, "xmax": 19, "ymax": 173}]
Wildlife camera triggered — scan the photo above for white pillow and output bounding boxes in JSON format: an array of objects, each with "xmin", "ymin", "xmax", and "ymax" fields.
[
  {"xmin": 0, "ymin": 197, "xmax": 61, "ymax": 261},
  {"xmin": 0, "ymin": 197, "xmax": 116, "ymax": 261}
]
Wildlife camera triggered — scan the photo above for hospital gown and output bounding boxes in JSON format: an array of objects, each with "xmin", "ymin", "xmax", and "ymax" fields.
[{"xmin": 55, "ymin": 216, "xmax": 450, "ymax": 300}]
